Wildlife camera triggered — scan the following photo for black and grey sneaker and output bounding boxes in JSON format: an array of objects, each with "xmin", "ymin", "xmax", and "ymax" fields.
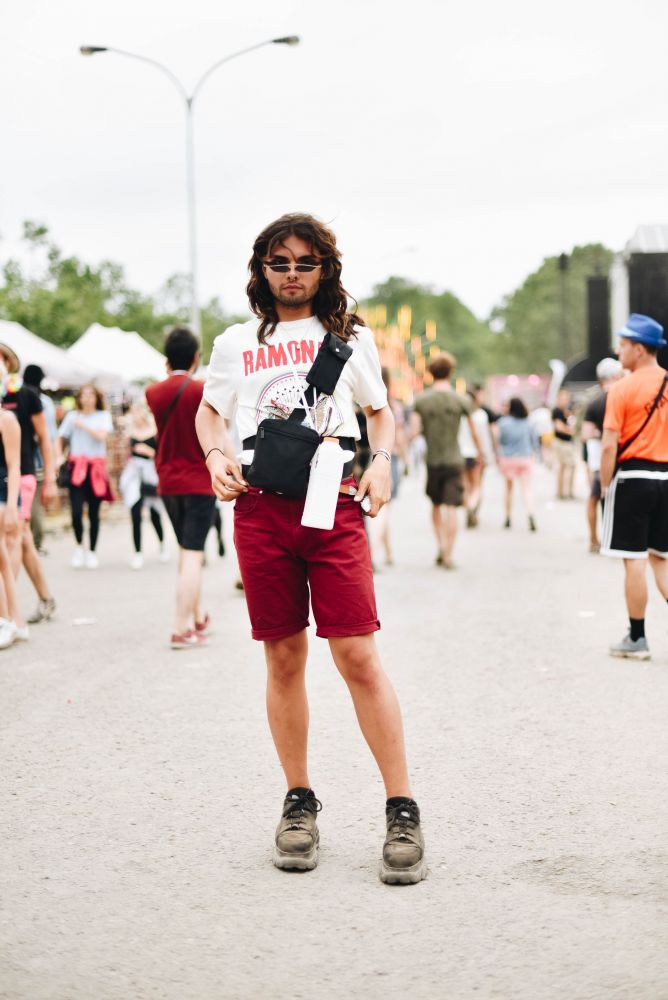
[
  {"xmin": 273, "ymin": 787, "xmax": 321, "ymax": 871},
  {"xmin": 609, "ymin": 633, "xmax": 651, "ymax": 660},
  {"xmin": 27, "ymin": 597, "xmax": 56, "ymax": 624},
  {"xmin": 379, "ymin": 797, "xmax": 427, "ymax": 885}
]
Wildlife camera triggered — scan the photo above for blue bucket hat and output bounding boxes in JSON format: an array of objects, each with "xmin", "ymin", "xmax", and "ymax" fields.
[{"xmin": 617, "ymin": 313, "xmax": 667, "ymax": 348}]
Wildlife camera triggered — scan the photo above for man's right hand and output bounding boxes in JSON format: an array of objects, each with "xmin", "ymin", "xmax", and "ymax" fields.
[{"xmin": 206, "ymin": 451, "xmax": 248, "ymax": 501}]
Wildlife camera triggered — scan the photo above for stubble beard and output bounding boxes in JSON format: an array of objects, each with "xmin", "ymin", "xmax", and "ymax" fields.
[{"xmin": 274, "ymin": 288, "xmax": 316, "ymax": 310}]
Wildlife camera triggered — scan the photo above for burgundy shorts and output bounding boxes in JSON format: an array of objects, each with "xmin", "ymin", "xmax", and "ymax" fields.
[{"xmin": 233, "ymin": 481, "xmax": 380, "ymax": 642}]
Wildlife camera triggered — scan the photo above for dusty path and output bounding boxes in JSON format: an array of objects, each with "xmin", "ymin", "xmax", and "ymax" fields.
[{"xmin": 2, "ymin": 466, "xmax": 667, "ymax": 1000}]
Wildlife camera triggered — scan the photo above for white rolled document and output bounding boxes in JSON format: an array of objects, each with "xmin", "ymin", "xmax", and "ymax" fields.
[{"xmin": 301, "ymin": 438, "xmax": 355, "ymax": 530}]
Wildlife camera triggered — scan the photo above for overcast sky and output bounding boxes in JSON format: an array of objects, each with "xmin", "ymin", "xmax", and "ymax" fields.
[{"xmin": 3, "ymin": 0, "xmax": 668, "ymax": 323}]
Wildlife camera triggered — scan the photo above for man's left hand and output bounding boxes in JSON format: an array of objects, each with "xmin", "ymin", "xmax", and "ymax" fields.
[{"xmin": 355, "ymin": 455, "xmax": 391, "ymax": 517}]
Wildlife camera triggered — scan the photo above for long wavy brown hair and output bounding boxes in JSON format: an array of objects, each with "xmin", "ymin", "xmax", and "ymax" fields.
[{"xmin": 246, "ymin": 213, "xmax": 365, "ymax": 345}]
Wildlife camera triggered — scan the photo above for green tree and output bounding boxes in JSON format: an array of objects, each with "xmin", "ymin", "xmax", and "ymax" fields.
[
  {"xmin": 490, "ymin": 244, "xmax": 614, "ymax": 373},
  {"xmin": 0, "ymin": 221, "xmax": 245, "ymax": 360},
  {"xmin": 364, "ymin": 276, "xmax": 497, "ymax": 379}
]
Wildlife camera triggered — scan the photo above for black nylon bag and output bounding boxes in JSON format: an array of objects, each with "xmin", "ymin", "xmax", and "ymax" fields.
[
  {"xmin": 246, "ymin": 419, "xmax": 321, "ymax": 497},
  {"xmin": 305, "ymin": 332, "xmax": 353, "ymax": 396}
]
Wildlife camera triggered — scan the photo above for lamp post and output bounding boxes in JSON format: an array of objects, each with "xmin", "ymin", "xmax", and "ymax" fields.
[{"xmin": 80, "ymin": 36, "xmax": 300, "ymax": 335}]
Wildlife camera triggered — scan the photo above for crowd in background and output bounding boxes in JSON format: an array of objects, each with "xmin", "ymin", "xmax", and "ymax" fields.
[{"xmin": 0, "ymin": 332, "xmax": 629, "ymax": 650}]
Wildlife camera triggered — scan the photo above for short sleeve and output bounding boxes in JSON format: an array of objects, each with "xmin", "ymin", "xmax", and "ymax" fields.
[
  {"xmin": 100, "ymin": 411, "xmax": 113, "ymax": 433},
  {"xmin": 459, "ymin": 394, "xmax": 472, "ymax": 416},
  {"xmin": 203, "ymin": 331, "xmax": 236, "ymax": 419},
  {"xmin": 603, "ymin": 383, "xmax": 624, "ymax": 433},
  {"xmin": 58, "ymin": 411, "xmax": 74, "ymax": 440},
  {"xmin": 25, "ymin": 387, "xmax": 43, "ymax": 416},
  {"xmin": 350, "ymin": 327, "xmax": 387, "ymax": 410}
]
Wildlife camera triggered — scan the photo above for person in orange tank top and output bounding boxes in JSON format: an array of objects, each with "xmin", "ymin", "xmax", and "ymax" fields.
[{"xmin": 600, "ymin": 314, "xmax": 668, "ymax": 660}]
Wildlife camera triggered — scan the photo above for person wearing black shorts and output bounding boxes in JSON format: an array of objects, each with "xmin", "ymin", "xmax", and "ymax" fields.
[
  {"xmin": 600, "ymin": 314, "xmax": 668, "ymax": 660},
  {"xmin": 146, "ymin": 328, "xmax": 216, "ymax": 650}
]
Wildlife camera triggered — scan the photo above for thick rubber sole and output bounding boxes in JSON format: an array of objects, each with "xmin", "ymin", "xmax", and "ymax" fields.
[
  {"xmin": 272, "ymin": 839, "xmax": 319, "ymax": 872},
  {"xmin": 609, "ymin": 649, "xmax": 651, "ymax": 661},
  {"xmin": 378, "ymin": 857, "xmax": 428, "ymax": 885}
]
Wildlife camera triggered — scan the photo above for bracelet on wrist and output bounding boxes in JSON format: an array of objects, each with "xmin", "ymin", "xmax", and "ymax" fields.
[
  {"xmin": 373, "ymin": 449, "xmax": 392, "ymax": 464},
  {"xmin": 205, "ymin": 447, "xmax": 225, "ymax": 462}
]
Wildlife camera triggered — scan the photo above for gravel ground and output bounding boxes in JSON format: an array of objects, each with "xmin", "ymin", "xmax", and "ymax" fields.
[{"xmin": 1, "ymin": 466, "xmax": 667, "ymax": 1000}]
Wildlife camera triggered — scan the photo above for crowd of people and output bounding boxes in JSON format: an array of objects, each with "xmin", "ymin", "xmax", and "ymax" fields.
[{"xmin": 2, "ymin": 212, "xmax": 667, "ymax": 886}]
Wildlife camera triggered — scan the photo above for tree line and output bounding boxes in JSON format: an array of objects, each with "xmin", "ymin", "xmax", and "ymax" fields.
[{"xmin": 0, "ymin": 221, "xmax": 614, "ymax": 377}]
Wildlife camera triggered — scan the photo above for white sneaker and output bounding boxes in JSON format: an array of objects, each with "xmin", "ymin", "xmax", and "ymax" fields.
[
  {"xmin": 130, "ymin": 553, "xmax": 144, "ymax": 570},
  {"xmin": 14, "ymin": 624, "xmax": 29, "ymax": 642},
  {"xmin": 159, "ymin": 545, "xmax": 170, "ymax": 563},
  {"xmin": 71, "ymin": 547, "xmax": 85, "ymax": 569},
  {"xmin": 85, "ymin": 551, "xmax": 99, "ymax": 570},
  {"xmin": 0, "ymin": 618, "xmax": 18, "ymax": 648}
]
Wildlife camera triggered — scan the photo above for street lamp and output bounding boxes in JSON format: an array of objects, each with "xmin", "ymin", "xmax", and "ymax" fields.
[{"xmin": 80, "ymin": 36, "xmax": 301, "ymax": 335}]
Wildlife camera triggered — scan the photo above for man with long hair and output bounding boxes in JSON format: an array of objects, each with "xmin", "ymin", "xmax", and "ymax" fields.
[{"xmin": 196, "ymin": 213, "xmax": 426, "ymax": 884}]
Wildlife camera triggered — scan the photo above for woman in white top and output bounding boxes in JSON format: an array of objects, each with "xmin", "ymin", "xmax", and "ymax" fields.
[
  {"xmin": 458, "ymin": 385, "xmax": 494, "ymax": 527},
  {"xmin": 58, "ymin": 385, "xmax": 113, "ymax": 569}
]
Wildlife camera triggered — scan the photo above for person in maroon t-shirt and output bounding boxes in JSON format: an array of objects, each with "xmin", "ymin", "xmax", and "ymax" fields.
[{"xmin": 145, "ymin": 327, "xmax": 215, "ymax": 650}]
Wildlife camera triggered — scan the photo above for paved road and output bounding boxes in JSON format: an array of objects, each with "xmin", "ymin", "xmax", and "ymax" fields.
[{"xmin": 2, "ymin": 466, "xmax": 667, "ymax": 1000}]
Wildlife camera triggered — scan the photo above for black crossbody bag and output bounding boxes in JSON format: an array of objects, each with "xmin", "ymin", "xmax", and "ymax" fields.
[
  {"xmin": 615, "ymin": 372, "xmax": 668, "ymax": 468},
  {"xmin": 246, "ymin": 332, "xmax": 353, "ymax": 497}
]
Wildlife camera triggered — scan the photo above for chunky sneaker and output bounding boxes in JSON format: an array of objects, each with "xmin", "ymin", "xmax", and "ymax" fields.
[
  {"xmin": 273, "ymin": 787, "xmax": 321, "ymax": 871},
  {"xmin": 130, "ymin": 553, "xmax": 144, "ymax": 570},
  {"xmin": 71, "ymin": 547, "xmax": 85, "ymax": 569},
  {"xmin": 379, "ymin": 798, "xmax": 427, "ymax": 885},
  {"xmin": 609, "ymin": 633, "xmax": 651, "ymax": 661},
  {"xmin": 14, "ymin": 625, "xmax": 30, "ymax": 642},
  {"xmin": 170, "ymin": 630, "xmax": 208, "ymax": 650},
  {"xmin": 85, "ymin": 551, "xmax": 99, "ymax": 570},
  {"xmin": 28, "ymin": 597, "xmax": 57, "ymax": 624}
]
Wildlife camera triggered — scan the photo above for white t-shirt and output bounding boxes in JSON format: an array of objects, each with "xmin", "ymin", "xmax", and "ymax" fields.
[
  {"xmin": 58, "ymin": 409, "xmax": 113, "ymax": 458},
  {"xmin": 458, "ymin": 407, "xmax": 493, "ymax": 462},
  {"xmin": 203, "ymin": 317, "xmax": 387, "ymax": 442}
]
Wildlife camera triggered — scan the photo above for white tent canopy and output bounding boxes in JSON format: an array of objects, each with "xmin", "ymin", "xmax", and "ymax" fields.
[
  {"xmin": 0, "ymin": 319, "xmax": 98, "ymax": 388},
  {"xmin": 67, "ymin": 323, "xmax": 166, "ymax": 384}
]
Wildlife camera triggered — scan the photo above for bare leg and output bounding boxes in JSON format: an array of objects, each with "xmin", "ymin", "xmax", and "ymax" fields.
[
  {"xmin": 505, "ymin": 478, "xmax": 513, "ymax": 522},
  {"xmin": 556, "ymin": 463, "xmax": 564, "ymax": 499},
  {"xmin": 7, "ymin": 526, "xmax": 21, "ymax": 577},
  {"xmin": 566, "ymin": 464, "xmax": 575, "ymax": 498},
  {"xmin": 329, "ymin": 633, "xmax": 411, "ymax": 799},
  {"xmin": 518, "ymin": 472, "xmax": 535, "ymax": 517},
  {"xmin": 624, "ymin": 559, "xmax": 648, "ymax": 619},
  {"xmin": 587, "ymin": 496, "xmax": 599, "ymax": 548},
  {"xmin": 174, "ymin": 548, "xmax": 205, "ymax": 634},
  {"xmin": 442, "ymin": 506, "xmax": 458, "ymax": 562},
  {"xmin": 648, "ymin": 553, "xmax": 668, "ymax": 599},
  {"xmin": 21, "ymin": 525, "xmax": 53, "ymax": 600},
  {"xmin": 0, "ymin": 511, "xmax": 24, "ymax": 626},
  {"xmin": 264, "ymin": 631, "xmax": 310, "ymax": 789},
  {"xmin": 431, "ymin": 504, "xmax": 444, "ymax": 558}
]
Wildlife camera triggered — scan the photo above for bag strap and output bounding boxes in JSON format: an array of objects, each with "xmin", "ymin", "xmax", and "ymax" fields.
[
  {"xmin": 616, "ymin": 371, "xmax": 668, "ymax": 461},
  {"xmin": 161, "ymin": 375, "xmax": 192, "ymax": 432}
]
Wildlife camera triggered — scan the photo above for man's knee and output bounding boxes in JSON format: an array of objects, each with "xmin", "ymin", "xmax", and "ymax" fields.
[
  {"xmin": 333, "ymin": 638, "xmax": 381, "ymax": 689},
  {"xmin": 265, "ymin": 634, "xmax": 307, "ymax": 684}
]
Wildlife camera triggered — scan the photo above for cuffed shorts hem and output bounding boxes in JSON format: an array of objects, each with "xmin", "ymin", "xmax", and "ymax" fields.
[
  {"xmin": 316, "ymin": 619, "xmax": 381, "ymax": 639},
  {"xmin": 251, "ymin": 621, "xmax": 310, "ymax": 642}
]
